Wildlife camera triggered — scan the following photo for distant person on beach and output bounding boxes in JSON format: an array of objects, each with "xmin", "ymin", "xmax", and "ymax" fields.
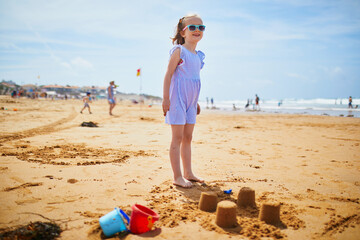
[
  {"xmin": 211, "ymin": 97, "xmax": 214, "ymax": 108},
  {"xmin": 107, "ymin": 81, "xmax": 117, "ymax": 115},
  {"xmin": 245, "ymin": 99, "xmax": 250, "ymax": 108},
  {"xmin": 11, "ymin": 90, "xmax": 17, "ymax": 98},
  {"xmin": 348, "ymin": 96, "xmax": 353, "ymax": 109},
  {"xmin": 255, "ymin": 94, "xmax": 260, "ymax": 110},
  {"xmin": 162, "ymin": 14, "xmax": 205, "ymax": 188},
  {"xmin": 80, "ymin": 92, "xmax": 92, "ymax": 114}
]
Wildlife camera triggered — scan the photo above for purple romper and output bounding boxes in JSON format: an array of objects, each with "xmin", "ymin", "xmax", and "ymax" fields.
[{"xmin": 165, "ymin": 45, "xmax": 205, "ymax": 125}]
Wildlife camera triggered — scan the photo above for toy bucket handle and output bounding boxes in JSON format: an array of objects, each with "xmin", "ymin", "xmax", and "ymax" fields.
[{"xmin": 147, "ymin": 215, "xmax": 153, "ymax": 230}]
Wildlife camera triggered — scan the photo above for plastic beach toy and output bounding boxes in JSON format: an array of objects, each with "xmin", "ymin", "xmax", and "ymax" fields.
[
  {"xmin": 224, "ymin": 189, "xmax": 232, "ymax": 194},
  {"xmin": 99, "ymin": 208, "xmax": 130, "ymax": 237},
  {"xmin": 129, "ymin": 204, "xmax": 159, "ymax": 234}
]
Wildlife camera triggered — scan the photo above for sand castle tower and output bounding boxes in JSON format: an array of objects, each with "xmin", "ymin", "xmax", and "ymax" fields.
[
  {"xmin": 199, "ymin": 192, "xmax": 218, "ymax": 212},
  {"xmin": 237, "ymin": 187, "xmax": 256, "ymax": 207},
  {"xmin": 215, "ymin": 201, "xmax": 238, "ymax": 228},
  {"xmin": 259, "ymin": 202, "xmax": 281, "ymax": 225}
]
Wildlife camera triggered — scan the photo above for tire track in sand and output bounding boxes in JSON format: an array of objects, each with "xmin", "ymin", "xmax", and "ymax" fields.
[{"xmin": 0, "ymin": 107, "xmax": 78, "ymax": 143}]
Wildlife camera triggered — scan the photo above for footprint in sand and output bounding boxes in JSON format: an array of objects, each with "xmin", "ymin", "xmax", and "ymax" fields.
[
  {"xmin": 10, "ymin": 176, "xmax": 25, "ymax": 184},
  {"xmin": 0, "ymin": 167, "xmax": 8, "ymax": 171},
  {"xmin": 4, "ymin": 182, "xmax": 42, "ymax": 192},
  {"xmin": 67, "ymin": 179, "xmax": 78, "ymax": 184},
  {"xmin": 15, "ymin": 197, "xmax": 42, "ymax": 205}
]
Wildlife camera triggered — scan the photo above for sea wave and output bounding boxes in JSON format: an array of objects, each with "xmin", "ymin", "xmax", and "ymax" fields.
[{"xmin": 199, "ymin": 98, "xmax": 360, "ymax": 118}]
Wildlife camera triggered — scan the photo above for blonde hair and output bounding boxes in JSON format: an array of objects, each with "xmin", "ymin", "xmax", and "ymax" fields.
[{"xmin": 172, "ymin": 14, "xmax": 202, "ymax": 45}]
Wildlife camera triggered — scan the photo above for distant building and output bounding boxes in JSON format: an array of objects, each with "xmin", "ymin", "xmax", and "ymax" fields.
[
  {"xmin": 21, "ymin": 84, "xmax": 38, "ymax": 91},
  {"xmin": 0, "ymin": 81, "xmax": 17, "ymax": 95}
]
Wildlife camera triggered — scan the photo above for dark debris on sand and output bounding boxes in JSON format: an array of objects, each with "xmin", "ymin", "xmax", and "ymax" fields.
[
  {"xmin": 80, "ymin": 121, "xmax": 98, "ymax": 127},
  {"xmin": 0, "ymin": 221, "xmax": 62, "ymax": 240}
]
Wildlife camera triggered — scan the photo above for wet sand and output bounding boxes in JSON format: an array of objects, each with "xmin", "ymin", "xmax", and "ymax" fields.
[{"xmin": 0, "ymin": 96, "xmax": 359, "ymax": 239}]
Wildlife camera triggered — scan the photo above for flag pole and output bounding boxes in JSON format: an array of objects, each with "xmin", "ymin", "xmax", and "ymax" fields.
[
  {"xmin": 137, "ymin": 68, "xmax": 142, "ymax": 112},
  {"xmin": 138, "ymin": 68, "xmax": 142, "ymax": 104}
]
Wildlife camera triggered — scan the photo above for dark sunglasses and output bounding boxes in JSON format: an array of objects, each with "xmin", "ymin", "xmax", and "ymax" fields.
[{"xmin": 182, "ymin": 24, "xmax": 206, "ymax": 32}]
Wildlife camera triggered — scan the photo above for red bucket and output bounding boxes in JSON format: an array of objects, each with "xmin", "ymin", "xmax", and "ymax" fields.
[{"xmin": 129, "ymin": 204, "xmax": 159, "ymax": 234}]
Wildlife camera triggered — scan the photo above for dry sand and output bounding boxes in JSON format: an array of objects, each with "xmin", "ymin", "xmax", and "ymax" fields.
[{"xmin": 0, "ymin": 96, "xmax": 359, "ymax": 240}]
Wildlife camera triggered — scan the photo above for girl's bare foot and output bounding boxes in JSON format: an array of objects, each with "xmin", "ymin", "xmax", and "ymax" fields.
[
  {"xmin": 173, "ymin": 176, "xmax": 192, "ymax": 188},
  {"xmin": 184, "ymin": 174, "xmax": 204, "ymax": 183}
]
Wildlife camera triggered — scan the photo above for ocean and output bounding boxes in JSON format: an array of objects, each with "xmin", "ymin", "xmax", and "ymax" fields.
[{"xmin": 198, "ymin": 98, "xmax": 360, "ymax": 118}]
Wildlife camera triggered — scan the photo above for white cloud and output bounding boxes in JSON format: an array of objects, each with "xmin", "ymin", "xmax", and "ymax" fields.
[
  {"xmin": 319, "ymin": 66, "xmax": 343, "ymax": 75},
  {"xmin": 70, "ymin": 57, "xmax": 93, "ymax": 69},
  {"xmin": 287, "ymin": 73, "xmax": 302, "ymax": 79},
  {"xmin": 285, "ymin": 73, "xmax": 312, "ymax": 83},
  {"xmin": 60, "ymin": 57, "xmax": 94, "ymax": 70},
  {"xmin": 333, "ymin": 67, "xmax": 342, "ymax": 74}
]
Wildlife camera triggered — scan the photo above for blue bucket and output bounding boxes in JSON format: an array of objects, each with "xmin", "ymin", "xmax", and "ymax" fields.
[{"xmin": 99, "ymin": 208, "xmax": 130, "ymax": 237}]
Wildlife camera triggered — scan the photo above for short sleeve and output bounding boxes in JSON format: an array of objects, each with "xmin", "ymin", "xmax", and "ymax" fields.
[
  {"xmin": 197, "ymin": 50, "xmax": 205, "ymax": 69},
  {"xmin": 169, "ymin": 45, "xmax": 184, "ymax": 59},
  {"xmin": 169, "ymin": 45, "xmax": 185, "ymax": 66}
]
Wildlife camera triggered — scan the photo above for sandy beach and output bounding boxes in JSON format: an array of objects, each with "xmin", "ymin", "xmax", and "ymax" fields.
[{"xmin": 0, "ymin": 96, "xmax": 359, "ymax": 240}]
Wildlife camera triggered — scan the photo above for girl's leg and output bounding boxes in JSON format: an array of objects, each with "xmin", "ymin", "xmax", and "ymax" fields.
[
  {"xmin": 181, "ymin": 124, "xmax": 204, "ymax": 183},
  {"xmin": 170, "ymin": 125, "xmax": 192, "ymax": 188},
  {"xmin": 88, "ymin": 106, "xmax": 92, "ymax": 114},
  {"xmin": 80, "ymin": 106, "xmax": 85, "ymax": 113}
]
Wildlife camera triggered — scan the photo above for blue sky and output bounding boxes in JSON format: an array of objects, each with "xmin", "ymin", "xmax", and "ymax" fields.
[{"xmin": 0, "ymin": 0, "xmax": 359, "ymax": 101}]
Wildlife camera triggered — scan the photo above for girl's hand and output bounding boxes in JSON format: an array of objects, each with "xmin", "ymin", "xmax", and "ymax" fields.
[
  {"xmin": 197, "ymin": 103, "xmax": 201, "ymax": 115},
  {"xmin": 162, "ymin": 99, "xmax": 170, "ymax": 116}
]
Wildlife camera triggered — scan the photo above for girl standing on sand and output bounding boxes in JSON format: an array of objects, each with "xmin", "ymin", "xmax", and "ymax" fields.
[
  {"xmin": 162, "ymin": 14, "xmax": 205, "ymax": 188},
  {"xmin": 80, "ymin": 92, "xmax": 92, "ymax": 114}
]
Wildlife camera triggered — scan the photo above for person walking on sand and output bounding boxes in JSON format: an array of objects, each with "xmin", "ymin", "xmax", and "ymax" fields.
[
  {"xmin": 162, "ymin": 14, "xmax": 206, "ymax": 188},
  {"xmin": 80, "ymin": 92, "xmax": 92, "ymax": 114},
  {"xmin": 107, "ymin": 81, "xmax": 117, "ymax": 115},
  {"xmin": 348, "ymin": 96, "xmax": 353, "ymax": 109},
  {"xmin": 255, "ymin": 94, "xmax": 260, "ymax": 110}
]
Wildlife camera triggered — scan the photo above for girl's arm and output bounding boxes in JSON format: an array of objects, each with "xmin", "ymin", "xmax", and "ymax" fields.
[{"xmin": 162, "ymin": 48, "xmax": 181, "ymax": 116}]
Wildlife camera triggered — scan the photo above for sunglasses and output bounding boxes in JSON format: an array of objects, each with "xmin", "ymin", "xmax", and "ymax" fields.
[{"xmin": 182, "ymin": 24, "xmax": 206, "ymax": 32}]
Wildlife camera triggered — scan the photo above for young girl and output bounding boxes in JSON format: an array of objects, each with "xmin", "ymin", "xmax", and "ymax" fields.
[
  {"xmin": 80, "ymin": 92, "xmax": 92, "ymax": 114},
  {"xmin": 162, "ymin": 14, "xmax": 206, "ymax": 188}
]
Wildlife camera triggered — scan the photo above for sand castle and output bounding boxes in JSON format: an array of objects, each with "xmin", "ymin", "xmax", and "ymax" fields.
[
  {"xmin": 237, "ymin": 187, "xmax": 256, "ymax": 207},
  {"xmin": 215, "ymin": 201, "xmax": 238, "ymax": 228},
  {"xmin": 199, "ymin": 192, "xmax": 218, "ymax": 212},
  {"xmin": 259, "ymin": 202, "xmax": 281, "ymax": 225},
  {"xmin": 203, "ymin": 187, "xmax": 282, "ymax": 229}
]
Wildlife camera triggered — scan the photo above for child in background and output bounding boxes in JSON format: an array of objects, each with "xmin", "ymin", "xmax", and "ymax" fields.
[
  {"xmin": 162, "ymin": 14, "xmax": 206, "ymax": 188},
  {"xmin": 107, "ymin": 81, "xmax": 117, "ymax": 115},
  {"xmin": 80, "ymin": 92, "xmax": 92, "ymax": 114}
]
